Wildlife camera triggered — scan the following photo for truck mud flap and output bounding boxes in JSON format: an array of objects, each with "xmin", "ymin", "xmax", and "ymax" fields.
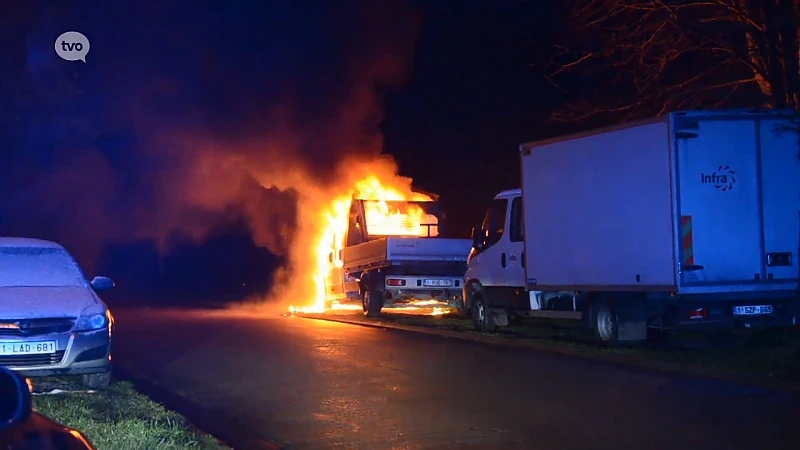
[
  {"xmin": 616, "ymin": 301, "xmax": 648, "ymax": 342},
  {"xmin": 590, "ymin": 295, "xmax": 648, "ymax": 343}
]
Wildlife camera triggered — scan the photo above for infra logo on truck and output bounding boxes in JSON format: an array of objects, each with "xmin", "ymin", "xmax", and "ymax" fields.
[{"xmin": 700, "ymin": 165, "xmax": 736, "ymax": 191}]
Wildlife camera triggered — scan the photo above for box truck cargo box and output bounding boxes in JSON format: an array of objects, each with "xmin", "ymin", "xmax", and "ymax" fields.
[{"xmin": 520, "ymin": 110, "xmax": 799, "ymax": 295}]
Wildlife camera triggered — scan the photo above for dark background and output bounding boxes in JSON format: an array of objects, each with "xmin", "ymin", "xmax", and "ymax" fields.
[{"xmin": 0, "ymin": 0, "xmax": 602, "ymax": 304}]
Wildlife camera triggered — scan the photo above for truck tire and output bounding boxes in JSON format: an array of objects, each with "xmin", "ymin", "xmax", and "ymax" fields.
[
  {"xmin": 362, "ymin": 289, "xmax": 383, "ymax": 318},
  {"xmin": 593, "ymin": 299, "xmax": 619, "ymax": 343},
  {"xmin": 471, "ymin": 293, "xmax": 496, "ymax": 332},
  {"xmin": 591, "ymin": 297, "xmax": 647, "ymax": 345}
]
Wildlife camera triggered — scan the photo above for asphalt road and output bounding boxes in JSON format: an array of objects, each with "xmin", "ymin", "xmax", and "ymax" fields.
[{"xmin": 112, "ymin": 307, "xmax": 800, "ymax": 450}]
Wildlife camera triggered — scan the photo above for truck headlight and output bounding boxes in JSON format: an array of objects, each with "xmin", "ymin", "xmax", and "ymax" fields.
[{"xmin": 75, "ymin": 310, "xmax": 109, "ymax": 331}]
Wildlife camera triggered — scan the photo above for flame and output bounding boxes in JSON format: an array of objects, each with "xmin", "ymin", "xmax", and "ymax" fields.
[
  {"xmin": 363, "ymin": 201, "xmax": 439, "ymax": 237},
  {"xmin": 286, "ymin": 169, "xmax": 434, "ymax": 314},
  {"xmin": 358, "ymin": 175, "xmax": 438, "ymax": 238},
  {"xmin": 429, "ymin": 307, "xmax": 447, "ymax": 316},
  {"xmin": 408, "ymin": 299, "xmax": 440, "ymax": 306}
]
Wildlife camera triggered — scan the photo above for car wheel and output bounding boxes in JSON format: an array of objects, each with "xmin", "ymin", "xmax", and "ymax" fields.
[{"xmin": 81, "ymin": 371, "xmax": 111, "ymax": 390}]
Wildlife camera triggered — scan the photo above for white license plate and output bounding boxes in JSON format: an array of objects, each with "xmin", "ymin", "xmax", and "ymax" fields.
[
  {"xmin": 733, "ymin": 305, "xmax": 773, "ymax": 316},
  {"xmin": 0, "ymin": 341, "xmax": 57, "ymax": 355},
  {"xmin": 422, "ymin": 279, "xmax": 453, "ymax": 287}
]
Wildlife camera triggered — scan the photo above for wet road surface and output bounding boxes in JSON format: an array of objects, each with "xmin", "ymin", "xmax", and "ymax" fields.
[{"xmin": 112, "ymin": 307, "xmax": 800, "ymax": 449}]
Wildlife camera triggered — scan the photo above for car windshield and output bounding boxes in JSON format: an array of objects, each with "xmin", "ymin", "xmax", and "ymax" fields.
[{"xmin": 0, "ymin": 247, "xmax": 86, "ymax": 287}]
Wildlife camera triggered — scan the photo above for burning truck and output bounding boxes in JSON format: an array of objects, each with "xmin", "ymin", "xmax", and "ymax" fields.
[{"xmin": 323, "ymin": 190, "xmax": 472, "ymax": 317}]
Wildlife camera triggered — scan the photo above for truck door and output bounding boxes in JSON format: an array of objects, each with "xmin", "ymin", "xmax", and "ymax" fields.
[
  {"xmin": 759, "ymin": 119, "xmax": 800, "ymax": 282},
  {"xmin": 341, "ymin": 210, "xmax": 365, "ymax": 300},
  {"xmin": 676, "ymin": 117, "xmax": 800, "ymax": 285},
  {"xmin": 466, "ymin": 197, "xmax": 509, "ymax": 287},
  {"xmin": 326, "ymin": 209, "xmax": 365, "ymax": 302},
  {"xmin": 326, "ymin": 233, "xmax": 345, "ymax": 302},
  {"xmin": 503, "ymin": 195, "xmax": 525, "ymax": 288}
]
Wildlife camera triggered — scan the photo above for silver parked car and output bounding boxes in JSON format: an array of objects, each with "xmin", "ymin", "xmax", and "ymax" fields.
[{"xmin": 0, "ymin": 237, "xmax": 114, "ymax": 389}]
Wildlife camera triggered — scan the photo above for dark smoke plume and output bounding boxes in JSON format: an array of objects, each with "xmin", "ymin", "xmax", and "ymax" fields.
[{"xmin": 0, "ymin": 0, "xmax": 421, "ymax": 276}]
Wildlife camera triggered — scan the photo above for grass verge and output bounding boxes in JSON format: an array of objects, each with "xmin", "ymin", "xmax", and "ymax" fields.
[
  {"xmin": 310, "ymin": 310, "xmax": 800, "ymax": 388},
  {"xmin": 30, "ymin": 377, "xmax": 228, "ymax": 450}
]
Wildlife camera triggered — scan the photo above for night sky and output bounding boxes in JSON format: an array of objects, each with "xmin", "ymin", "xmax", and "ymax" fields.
[
  {"xmin": 0, "ymin": 0, "xmax": 579, "ymax": 302},
  {"xmin": 384, "ymin": 0, "xmax": 563, "ymax": 229}
]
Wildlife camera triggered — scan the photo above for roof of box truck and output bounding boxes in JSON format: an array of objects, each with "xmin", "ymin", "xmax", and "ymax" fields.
[{"xmin": 519, "ymin": 109, "xmax": 799, "ymax": 152}]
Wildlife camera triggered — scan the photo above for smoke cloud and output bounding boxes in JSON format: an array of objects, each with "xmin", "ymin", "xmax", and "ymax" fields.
[{"xmin": 0, "ymin": 0, "xmax": 422, "ymax": 286}]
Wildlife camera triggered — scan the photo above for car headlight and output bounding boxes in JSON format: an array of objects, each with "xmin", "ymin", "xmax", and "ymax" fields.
[{"xmin": 75, "ymin": 311, "xmax": 109, "ymax": 331}]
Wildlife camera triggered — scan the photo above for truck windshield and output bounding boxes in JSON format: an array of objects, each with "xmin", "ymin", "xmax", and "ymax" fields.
[{"xmin": 364, "ymin": 200, "xmax": 441, "ymax": 238}]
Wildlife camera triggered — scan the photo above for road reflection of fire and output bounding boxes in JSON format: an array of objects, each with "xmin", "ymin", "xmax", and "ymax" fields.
[
  {"xmin": 384, "ymin": 305, "xmax": 451, "ymax": 316},
  {"xmin": 291, "ymin": 300, "xmax": 452, "ymax": 317}
]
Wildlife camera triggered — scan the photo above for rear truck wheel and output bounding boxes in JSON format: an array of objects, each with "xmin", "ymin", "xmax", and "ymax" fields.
[
  {"xmin": 594, "ymin": 300, "xmax": 618, "ymax": 343},
  {"xmin": 471, "ymin": 293, "xmax": 497, "ymax": 332},
  {"xmin": 362, "ymin": 289, "xmax": 383, "ymax": 318},
  {"xmin": 81, "ymin": 370, "xmax": 111, "ymax": 390},
  {"xmin": 591, "ymin": 297, "xmax": 647, "ymax": 345}
]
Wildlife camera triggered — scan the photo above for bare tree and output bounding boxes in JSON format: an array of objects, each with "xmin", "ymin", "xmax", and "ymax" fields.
[{"xmin": 541, "ymin": 0, "xmax": 800, "ymax": 123}]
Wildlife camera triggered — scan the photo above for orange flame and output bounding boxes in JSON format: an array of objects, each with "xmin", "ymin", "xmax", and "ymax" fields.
[
  {"xmin": 357, "ymin": 174, "xmax": 437, "ymax": 237},
  {"xmin": 285, "ymin": 163, "xmax": 435, "ymax": 314}
]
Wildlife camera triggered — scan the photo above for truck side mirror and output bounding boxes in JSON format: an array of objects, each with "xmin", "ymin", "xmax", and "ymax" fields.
[{"xmin": 470, "ymin": 226, "xmax": 482, "ymax": 248}]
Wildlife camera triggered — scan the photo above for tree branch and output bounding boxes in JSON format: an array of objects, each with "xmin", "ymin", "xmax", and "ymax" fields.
[{"xmin": 534, "ymin": 0, "xmax": 797, "ymax": 125}]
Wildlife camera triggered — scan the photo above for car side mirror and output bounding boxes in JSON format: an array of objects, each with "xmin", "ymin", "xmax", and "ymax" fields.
[
  {"xmin": 90, "ymin": 276, "xmax": 115, "ymax": 292},
  {"xmin": 0, "ymin": 367, "xmax": 33, "ymax": 430}
]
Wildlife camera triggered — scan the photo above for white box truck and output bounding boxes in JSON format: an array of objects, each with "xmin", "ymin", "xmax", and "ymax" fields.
[{"xmin": 461, "ymin": 109, "xmax": 800, "ymax": 343}]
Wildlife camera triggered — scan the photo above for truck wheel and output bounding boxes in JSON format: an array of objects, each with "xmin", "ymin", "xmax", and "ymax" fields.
[
  {"xmin": 471, "ymin": 293, "xmax": 496, "ymax": 332},
  {"xmin": 592, "ymin": 297, "xmax": 647, "ymax": 345},
  {"xmin": 362, "ymin": 289, "xmax": 383, "ymax": 318},
  {"xmin": 593, "ymin": 300, "xmax": 618, "ymax": 343}
]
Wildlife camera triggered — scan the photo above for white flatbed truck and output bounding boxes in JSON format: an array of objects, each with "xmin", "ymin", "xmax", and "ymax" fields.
[
  {"xmin": 326, "ymin": 196, "xmax": 472, "ymax": 317},
  {"xmin": 462, "ymin": 109, "xmax": 800, "ymax": 343}
]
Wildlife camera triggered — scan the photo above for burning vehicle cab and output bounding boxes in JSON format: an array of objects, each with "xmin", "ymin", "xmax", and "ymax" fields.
[
  {"xmin": 0, "ymin": 238, "xmax": 114, "ymax": 389},
  {"xmin": 325, "ymin": 193, "xmax": 473, "ymax": 317}
]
